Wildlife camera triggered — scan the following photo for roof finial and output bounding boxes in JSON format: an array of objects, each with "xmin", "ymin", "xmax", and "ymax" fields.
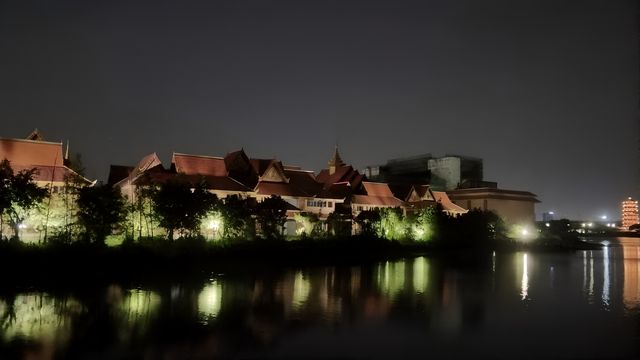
[
  {"xmin": 65, "ymin": 140, "xmax": 69, "ymax": 160},
  {"xmin": 328, "ymin": 144, "xmax": 345, "ymax": 169}
]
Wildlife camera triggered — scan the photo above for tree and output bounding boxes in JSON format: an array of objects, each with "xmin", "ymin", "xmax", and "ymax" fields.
[
  {"xmin": 377, "ymin": 207, "xmax": 407, "ymax": 240},
  {"xmin": 76, "ymin": 184, "xmax": 127, "ymax": 244},
  {"xmin": 255, "ymin": 195, "xmax": 288, "ymax": 239},
  {"xmin": 0, "ymin": 160, "xmax": 12, "ymax": 240},
  {"xmin": 355, "ymin": 209, "xmax": 381, "ymax": 236},
  {"xmin": 151, "ymin": 179, "xmax": 217, "ymax": 240},
  {"xmin": 218, "ymin": 194, "xmax": 255, "ymax": 240},
  {"xmin": 0, "ymin": 159, "xmax": 48, "ymax": 241},
  {"xmin": 327, "ymin": 205, "xmax": 353, "ymax": 237},
  {"xmin": 294, "ymin": 212, "xmax": 322, "ymax": 237}
]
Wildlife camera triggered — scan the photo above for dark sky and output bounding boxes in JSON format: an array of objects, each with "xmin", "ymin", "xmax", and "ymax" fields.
[{"xmin": 0, "ymin": 0, "xmax": 637, "ymax": 221}]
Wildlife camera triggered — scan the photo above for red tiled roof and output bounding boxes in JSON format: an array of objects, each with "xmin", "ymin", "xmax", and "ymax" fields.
[
  {"xmin": 284, "ymin": 169, "xmax": 322, "ymax": 196},
  {"xmin": 0, "ymin": 138, "xmax": 64, "ymax": 167},
  {"xmin": 317, "ymin": 183, "xmax": 351, "ymax": 200},
  {"xmin": 351, "ymin": 194, "xmax": 404, "ymax": 207},
  {"xmin": 250, "ymin": 159, "xmax": 273, "ymax": 176},
  {"xmin": 255, "ymin": 182, "xmax": 307, "ymax": 197},
  {"xmin": 362, "ymin": 182, "xmax": 395, "ymax": 197},
  {"xmin": 131, "ymin": 153, "xmax": 162, "ymax": 178},
  {"xmin": 316, "ymin": 165, "xmax": 364, "ymax": 190},
  {"xmin": 173, "ymin": 153, "xmax": 227, "ymax": 176},
  {"xmin": 11, "ymin": 164, "xmax": 91, "ymax": 184},
  {"xmin": 432, "ymin": 191, "xmax": 468, "ymax": 213}
]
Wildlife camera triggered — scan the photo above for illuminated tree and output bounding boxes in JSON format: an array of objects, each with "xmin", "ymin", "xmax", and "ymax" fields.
[
  {"xmin": 294, "ymin": 212, "xmax": 322, "ymax": 237},
  {"xmin": 377, "ymin": 207, "xmax": 408, "ymax": 241},
  {"xmin": 217, "ymin": 194, "xmax": 255, "ymax": 240},
  {"xmin": 76, "ymin": 183, "xmax": 127, "ymax": 244},
  {"xmin": 150, "ymin": 179, "xmax": 217, "ymax": 240},
  {"xmin": 408, "ymin": 207, "xmax": 437, "ymax": 242},
  {"xmin": 0, "ymin": 159, "xmax": 48, "ymax": 241},
  {"xmin": 255, "ymin": 195, "xmax": 288, "ymax": 240}
]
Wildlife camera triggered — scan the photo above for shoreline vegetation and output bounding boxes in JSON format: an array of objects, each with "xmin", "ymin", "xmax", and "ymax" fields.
[{"xmin": 0, "ymin": 232, "xmax": 602, "ymax": 286}]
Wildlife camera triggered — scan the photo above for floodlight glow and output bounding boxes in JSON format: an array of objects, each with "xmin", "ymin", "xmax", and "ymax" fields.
[{"xmin": 545, "ymin": 223, "xmax": 550, "ymax": 227}]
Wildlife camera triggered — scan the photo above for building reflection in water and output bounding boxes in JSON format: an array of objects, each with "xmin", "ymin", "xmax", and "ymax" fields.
[
  {"xmin": 622, "ymin": 239, "xmax": 640, "ymax": 309},
  {"xmin": 603, "ymin": 245, "xmax": 610, "ymax": 306}
]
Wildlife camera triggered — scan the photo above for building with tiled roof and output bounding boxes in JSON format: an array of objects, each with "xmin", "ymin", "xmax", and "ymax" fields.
[{"xmin": 0, "ymin": 133, "xmax": 92, "ymax": 188}]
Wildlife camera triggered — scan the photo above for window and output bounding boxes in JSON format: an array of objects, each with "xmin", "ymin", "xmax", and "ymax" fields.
[{"xmin": 328, "ymin": 202, "xmax": 333, "ymax": 208}]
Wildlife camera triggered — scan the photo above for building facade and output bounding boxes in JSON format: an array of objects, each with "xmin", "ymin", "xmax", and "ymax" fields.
[{"xmin": 622, "ymin": 197, "xmax": 639, "ymax": 230}]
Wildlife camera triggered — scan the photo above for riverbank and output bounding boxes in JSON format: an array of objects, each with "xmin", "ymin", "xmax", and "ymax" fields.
[{"xmin": 0, "ymin": 234, "xmax": 602, "ymax": 286}]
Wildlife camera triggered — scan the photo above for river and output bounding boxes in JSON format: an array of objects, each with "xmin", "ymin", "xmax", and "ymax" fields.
[{"xmin": 1, "ymin": 237, "xmax": 640, "ymax": 359}]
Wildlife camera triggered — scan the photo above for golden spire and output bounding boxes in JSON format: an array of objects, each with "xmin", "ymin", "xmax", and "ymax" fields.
[{"xmin": 328, "ymin": 145, "xmax": 345, "ymax": 174}]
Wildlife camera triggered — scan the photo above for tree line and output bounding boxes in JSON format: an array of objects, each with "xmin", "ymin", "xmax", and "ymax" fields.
[{"xmin": 0, "ymin": 159, "xmax": 509, "ymax": 247}]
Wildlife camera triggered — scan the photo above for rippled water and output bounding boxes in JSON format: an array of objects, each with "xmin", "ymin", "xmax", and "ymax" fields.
[{"xmin": 2, "ymin": 238, "xmax": 640, "ymax": 359}]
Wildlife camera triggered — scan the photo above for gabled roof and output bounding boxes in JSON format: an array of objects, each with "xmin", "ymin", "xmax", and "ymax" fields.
[
  {"xmin": 432, "ymin": 191, "xmax": 468, "ymax": 214},
  {"xmin": 132, "ymin": 152, "xmax": 163, "ymax": 178},
  {"xmin": 10, "ymin": 164, "xmax": 91, "ymax": 184},
  {"xmin": 351, "ymin": 182, "xmax": 405, "ymax": 207},
  {"xmin": 0, "ymin": 138, "xmax": 64, "ymax": 167},
  {"xmin": 249, "ymin": 158, "xmax": 273, "ymax": 176},
  {"xmin": 316, "ymin": 165, "xmax": 364, "ymax": 189},
  {"xmin": 172, "ymin": 153, "xmax": 227, "ymax": 177},
  {"xmin": 0, "ymin": 137, "xmax": 93, "ymax": 185},
  {"xmin": 351, "ymin": 194, "xmax": 405, "ymax": 207},
  {"xmin": 108, "ymin": 165, "xmax": 133, "ymax": 186},
  {"xmin": 362, "ymin": 182, "xmax": 396, "ymax": 197},
  {"xmin": 224, "ymin": 149, "xmax": 258, "ymax": 188}
]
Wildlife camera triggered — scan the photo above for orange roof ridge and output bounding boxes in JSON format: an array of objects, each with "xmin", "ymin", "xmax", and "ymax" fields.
[
  {"xmin": 172, "ymin": 152, "xmax": 224, "ymax": 160},
  {"xmin": 0, "ymin": 137, "xmax": 63, "ymax": 146}
]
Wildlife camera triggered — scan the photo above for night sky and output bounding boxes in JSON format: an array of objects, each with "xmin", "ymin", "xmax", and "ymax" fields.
[{"xmin": 0, "ymin": 0, "xmax": 637, "ymax": 221}]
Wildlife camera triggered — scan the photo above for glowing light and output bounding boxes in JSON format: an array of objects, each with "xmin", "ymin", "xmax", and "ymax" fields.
[
  {"xmin": 198, "ymin": 282, "xmax": 222, "ymax": 321},
  {"xmin": 601, "ymin": 215, "xmax": 607, "ymax": 220},
  {"xmin": 545, "ymin": 223, "xmax": 550, "ymax": 227},
  {"xmin": 413, "ymin": 257, "xmax": 428, "ymax": 294},
  {"xmin": 521, "ymin": 253, "xmax": 529, "ymax": 300},
  {"xmin": 2, "ymin": 294, "xmax": 83, "ymax": 341},
  {"xmin": 18, "ymin": 223, "xmax": 27, "ymax": 229},
  {"xmin": 588, "ymin": 223, "xmax": 593, "ymax": 227},
  {"xmin": 292, "ymin": 271, "xmax": 311, "ymax": 309},
  {"xmin": 379, "ymin": 261, "xmax": 405, "ymax": 297},
  {"xmin": 521, "ymin": 228, "xmax": 529, "ymax": 236},
  {"xmin": 548, "ymin": 211, "xmax": 555, "ymax": 215}
]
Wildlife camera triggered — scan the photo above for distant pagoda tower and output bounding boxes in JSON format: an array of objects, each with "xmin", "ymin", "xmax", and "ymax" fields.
[
  {"xmin": 621, "ymin": 197, "xmax": 639, "ymax": 229},
  {"xmin": 328, "ymin": 146, "xmax": 346, "ymax": 175}
]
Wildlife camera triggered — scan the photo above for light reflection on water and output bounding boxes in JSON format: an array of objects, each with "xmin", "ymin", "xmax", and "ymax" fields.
[{"xmin": 2, "ymin": 238, "xmax": 640, "ymax": 359}]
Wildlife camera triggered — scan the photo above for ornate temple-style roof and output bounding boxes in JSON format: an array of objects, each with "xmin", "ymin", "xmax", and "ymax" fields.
[
  {"xmin": 328, "ymin": 146, "xmax": 345, "ymax": 168},
  {"xmin": 172, "ymin": 153, "xmax": 227, "ymax": 177},
  {"xmin": 0, "ymin": 136, "xmax": 92, "ymax": 185}
]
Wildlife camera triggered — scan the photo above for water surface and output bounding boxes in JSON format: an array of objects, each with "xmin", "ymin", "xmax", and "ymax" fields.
[{"xmin": 2, "ymin": 237, "xmax": 640, "ymax": 359}]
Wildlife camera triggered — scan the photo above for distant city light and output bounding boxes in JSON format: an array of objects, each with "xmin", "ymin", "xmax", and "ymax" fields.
[
  {"xmin": 601, "ymin": 215, "xmax": 607, "ymax": 220},
  {"xmin": 548, "ymin": 211, "xmax": 554, "ymax": 215},
  {"xmin": 545, "ymin": 223, "xmax": 550, "ymax": 227}
]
